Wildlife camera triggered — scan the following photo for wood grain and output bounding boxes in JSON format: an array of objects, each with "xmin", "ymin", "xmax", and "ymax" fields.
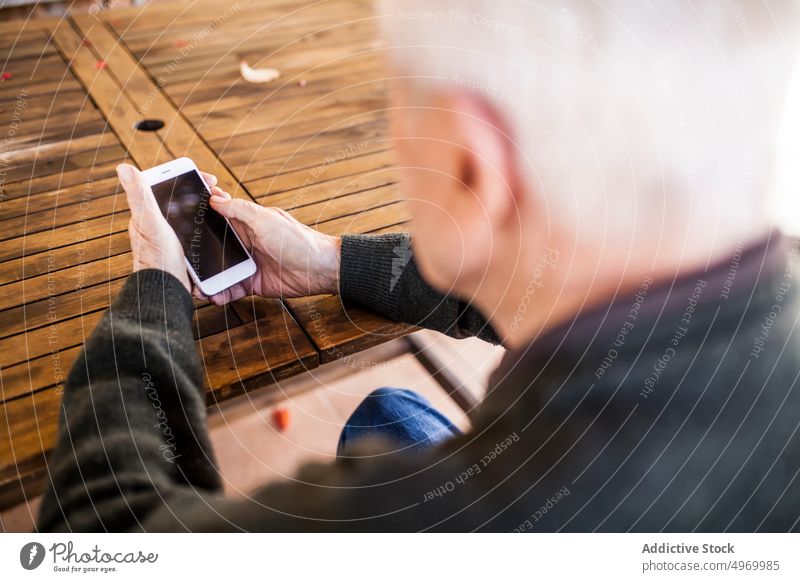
[{"xmin": 0, "ymin": 9, "xmax": 324, "ymax": 511}]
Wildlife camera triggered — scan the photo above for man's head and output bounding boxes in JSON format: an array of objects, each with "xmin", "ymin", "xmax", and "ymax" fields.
[{"xmin": 379, "ymin": 0, "xmax": 800, "ymax": 343}]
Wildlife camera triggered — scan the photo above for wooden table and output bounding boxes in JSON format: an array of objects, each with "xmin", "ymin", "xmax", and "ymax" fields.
[{"xmin": 0, "ymin": 0, "xmax": 413, "ymax": 510}]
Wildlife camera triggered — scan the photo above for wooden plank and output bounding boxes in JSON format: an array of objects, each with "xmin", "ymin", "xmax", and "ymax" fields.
[
  {"xmin": 0, "ymin": 30, "xmax": 51, "ymax": 52},
  {"xmin": 199, "ymin": 102, "xmax": 386, "ymax": 152},
  {"xmin": 0, "ymin": 16, "xmax": 53, "ymax": 37},
  {"xmin": 0, "ymin": 188, "xmax": 122, "ymax": 241},
  {"xmin": 199, "ymin": 298, "xmax": 319, "ymax": 402},
  {"xmin": 0, "ymin": 231, "xmax": 129, "ymax": 286},
  {"xmin": 0, "ymin": 176, "xmax": 118, "ymax": 219},
  {"xmin": 136, "ymin": 22, "xmax": 379, "ymax": 88},
  {"xmin": 260, "ymin": 167, "xmax": 396, "ymax": 211},
  {"xmin": 106, "ymin": 0, "xmax": 334, "ymax": 37},
  {"xmin": 0, "ymin": 309, "xmax": 105, "ymax": 370},
  {"xmin": 169, "ymin": 51, "xmax": 382, "ymax": 106},
  {"xmin": 200, "ymin": 85, "xmax": 388, "ymax": 146},
  {"xmin": 195, "ymin": 67, "xmax": 386, "ymax": 124},
  {"xmin": 71, "ymin": 14, "xmax": 252, "ymax": 200},
  {"xmin": 0, "ymin": 156, "xmax": 119, "ymax": 200},
  {"xmin": 1, "ymin": 143, "xmax": 127, "ymax": 185},
  {"xmin": 192, "ymin": 303, "xmax": 241, "ymax": 341},
  {"xmin": 245, "ymin": 148, "xmax": 393, "ymax": 197},
  {"xmin": 0, "ymin": 275, "xmax": 249, "ymax": 349},
  {"xmin": 0, "ymin": 105, "xmax": 102, "ymax": 141},
  {"xmin": 129, "ymin": 4, "xmax": 372, "ymax": 62},
  {"xmin": 1, "ymin": 121, "xmax": 106, "ymax": 156},
  {"xmin": 231, "ymin": 131, "xmax": 389, "ymax": 183},
  {"xmin": 0, "ymin": 208, "xmax": 130, "ymax": 263},
  {"xmin": 49, "ymin": 20, "xmax": 173, "ymax": 170},
  {"xmin": 0, "ymin": 38, "xmax": 57, "ymax": 61},
  {"xmin": 0, "ymin": 277, "xmax": 127, "ymax": 340},
  {"xmin": 0, "ymin": 346, "xmax": 80, "ymax": 404},
  {"xmin": 0, "ymin": 454, "xmax": 48, "ymax": 512},
  {"xmin": 315, "ymin": 200, "xmax": 410, "ymax": 235},
  {"xmin": 288, "ymin": 183, "xmax": 402, "ymax": 226},
  {"xmin": 0, "ymin": 76, "xmax": 82, "ymax": 103},
  {"xmin": 0, "ymin": 91, "xmax": 91, "ymax": 130},
  {"xmin": 287, "ymin": 295, "xmax": 414, "ymax": 362},
  {"xmin": 0, "ymin": 302, "xmax": 243, "ymax": 406},
  {"xmin": 1, "ymin": 123, "xmax": 111, "ymax": 156},
  {"xmin": 0, "ymin": 53, "xmax": 74, "ymax": 92},
  {"xmin": 0, "ymin": 391, "xmax": 61, "ymax": 500},
  {"xmin": 178, "ymin": 57, "xmax": 383, "ymax": 113}
]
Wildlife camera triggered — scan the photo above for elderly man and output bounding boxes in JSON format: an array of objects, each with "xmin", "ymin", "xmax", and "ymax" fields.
[{"xmin": 38, "ymin": 0, "xmax": 800, "ymax": 531}]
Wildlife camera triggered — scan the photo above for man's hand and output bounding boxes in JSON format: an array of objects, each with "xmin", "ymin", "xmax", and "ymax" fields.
[
  {"xmin": 197, "ymin": 184, "xmax": 341, "ymax": 305},
  {"xmin": 117, "ymin": 163, "xmax": 216, "ymax": 294}
]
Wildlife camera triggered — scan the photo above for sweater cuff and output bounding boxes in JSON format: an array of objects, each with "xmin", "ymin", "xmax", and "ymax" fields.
[
  {"xmin": 112, "ymin": 269, "xmax": 195, "ymax": 326},
  {"xmin": 340, "ymin": 232, "xmax": 410, "ymax": 310}
]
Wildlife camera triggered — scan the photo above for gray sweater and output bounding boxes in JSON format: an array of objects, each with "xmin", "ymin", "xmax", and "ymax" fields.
[{"xmin": 37, "ymin": 232, "xmax": 800, "ymax": 531}]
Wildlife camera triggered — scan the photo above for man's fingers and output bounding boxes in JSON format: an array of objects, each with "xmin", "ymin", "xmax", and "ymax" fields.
[
  {"xmin": 193, "ymin": 281, "xmax": 249, "ymax": 306},
  {"xmin": 209, "ymin": 194, "xmax": 253, "ymax": 222},
  {"xmin": 192, "ymin": 286, "xmax": 209, "ymax": 301},
  {"xmin": 209, "ymin": 283, "xmax": 249, "ymax": 306},
  {"xmin": 200, "ymin": 172, "xmax": 218, "ymax": 188},
  {"xmin": 210, "ymin": 186, "xmax": 232, "ymax": 200},
  {"xmin": 208, "ymin": 288, "xmax": 231, "ymax": 306}
]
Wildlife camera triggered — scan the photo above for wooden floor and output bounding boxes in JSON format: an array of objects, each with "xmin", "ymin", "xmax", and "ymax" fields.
[{"xmin": 0, "ymin": 0, "xmax": 413, "ymax": 510}]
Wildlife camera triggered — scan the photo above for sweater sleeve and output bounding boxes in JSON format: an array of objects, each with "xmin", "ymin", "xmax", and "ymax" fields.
[
  {"xmin": 37, "ymin": 269, "xmax": 222, "ymax": 532},
  {"xmin": 339, "ymin": 233, "xmax": 500, "ymax": 344}
]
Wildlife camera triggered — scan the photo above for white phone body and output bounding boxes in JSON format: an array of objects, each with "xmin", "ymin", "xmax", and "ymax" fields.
[{"xmin": 141, "ymin": 157, "xmax": 256, "ymax": 296}]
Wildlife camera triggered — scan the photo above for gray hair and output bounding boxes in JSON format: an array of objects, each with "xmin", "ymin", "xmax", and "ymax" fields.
[{"xmin": 378, "ymin": 1, "xmax": 800, "ymax": 244}]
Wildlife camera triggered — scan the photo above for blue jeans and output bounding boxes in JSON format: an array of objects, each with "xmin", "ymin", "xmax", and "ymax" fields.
[{"xmin": 337, "ymin": 387, "xmax": 461, "ymax": 458}]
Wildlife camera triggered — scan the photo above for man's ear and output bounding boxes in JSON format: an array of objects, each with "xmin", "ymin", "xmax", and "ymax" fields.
[
  {"xmin": 434, "ymin": 88, "xmax": 521, "ymax": 229},
  {"xmin": 387, "ymin": 81, "xmax": 524, "ymax": 291}
]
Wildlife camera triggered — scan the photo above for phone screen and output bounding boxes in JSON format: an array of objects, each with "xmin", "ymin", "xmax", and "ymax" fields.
[{"xmin": 151, "ymin": 170, "xmax": 249, "ymax": 281}]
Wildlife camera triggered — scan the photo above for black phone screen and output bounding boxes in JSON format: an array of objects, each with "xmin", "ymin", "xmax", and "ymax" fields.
[{"xmin": 151, "ymin": 170, "xmax": 249, "ymax": 281}]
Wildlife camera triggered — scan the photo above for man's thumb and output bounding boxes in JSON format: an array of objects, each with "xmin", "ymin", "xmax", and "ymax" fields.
[{"xmin": 117, "ymin": 163, "xmax": 157, "ymax": 217}]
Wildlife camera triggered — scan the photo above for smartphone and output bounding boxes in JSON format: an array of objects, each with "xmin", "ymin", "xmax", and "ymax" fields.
[{"xmin": 141, "ymin": 157, "xmax": 256, "ymax": 296}]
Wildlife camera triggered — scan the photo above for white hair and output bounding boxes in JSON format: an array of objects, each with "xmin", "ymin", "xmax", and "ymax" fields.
[{"xmin": 378, "ymin": 0, "xmax": 800, "ymax": 248}]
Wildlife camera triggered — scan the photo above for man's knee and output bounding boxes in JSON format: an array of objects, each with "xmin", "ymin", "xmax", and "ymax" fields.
[
  {"xmin": 338, "ymin": 387, "xmax": 459, "ymax": 458},
  {"xmin": 358, "ymin": 387, "xmax": 430, "ymax": 419},
  {"xmin": 368, "ymin": 387, "xmax": 419, "ymax": 399}
]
